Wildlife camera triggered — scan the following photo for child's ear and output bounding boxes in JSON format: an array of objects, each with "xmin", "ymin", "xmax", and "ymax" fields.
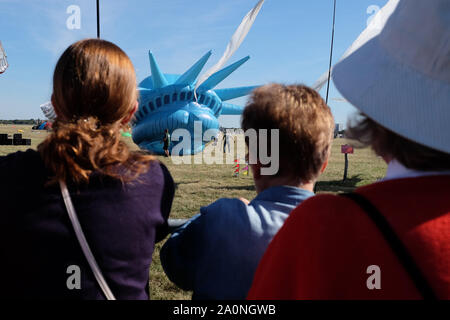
[
  {"xmin": 238, "ymin": 197, "xmax": 250, "ymax": 205},
  {"xmin": 320, "ymin": 158, "xmax": 329, "ymax": 173}
]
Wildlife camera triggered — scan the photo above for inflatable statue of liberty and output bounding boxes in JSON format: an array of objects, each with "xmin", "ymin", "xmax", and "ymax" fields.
[
  {"xmin": 131, "ymin": 51, "xmax": 259, "ymax": 155},
  {"xmin": 132, "ymin": 0, "xmax": 265, "ymax": 155}
]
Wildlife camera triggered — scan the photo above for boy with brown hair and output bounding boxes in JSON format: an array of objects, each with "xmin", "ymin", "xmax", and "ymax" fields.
[
  {"xmin": 160, "ymin": 84, "xmax": 334, "ymax": 300},
  {"xmin": 242, "ymin": 83, "xmax": 335, "ymax": 194}
]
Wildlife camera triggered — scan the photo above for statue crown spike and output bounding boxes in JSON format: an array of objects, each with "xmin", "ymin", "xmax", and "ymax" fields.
[
  {"xmin": 148, "ymin": 51, "xmax": 168, "ymax": 88},
  {"xmin": 175, "ymin": 51, "xmax": 212, "ymax": 86}
]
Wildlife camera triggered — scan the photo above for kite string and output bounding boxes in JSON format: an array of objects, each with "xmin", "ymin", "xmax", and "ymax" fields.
[{"xmin": 325, "ymin": 0, "xmax": 337, "ymax": 104}]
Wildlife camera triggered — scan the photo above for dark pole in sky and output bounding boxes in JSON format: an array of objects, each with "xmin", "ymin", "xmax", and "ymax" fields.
[
  {"xmin": 325, "ymin": 0, "xmax": 337, "ymax": 104},
  {"xmin": 96, "ymin": 0, "xmax": 100, "ymax": 38}
]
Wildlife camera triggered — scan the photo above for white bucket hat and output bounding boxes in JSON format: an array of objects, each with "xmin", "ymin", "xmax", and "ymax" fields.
[{"xmin": 332, "ymin": 0, "xmax": 450, "ymax": 154}]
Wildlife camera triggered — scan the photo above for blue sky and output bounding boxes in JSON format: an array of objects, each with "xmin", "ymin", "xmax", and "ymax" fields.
[{"xmin": 0, "ymin": 0, "xmax": 388, "ymax": 127}]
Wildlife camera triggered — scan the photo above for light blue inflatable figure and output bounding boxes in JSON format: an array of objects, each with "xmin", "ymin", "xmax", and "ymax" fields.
[{"xmin": 132, "ymin": 51, "xmax": 259, "ymax": 155}]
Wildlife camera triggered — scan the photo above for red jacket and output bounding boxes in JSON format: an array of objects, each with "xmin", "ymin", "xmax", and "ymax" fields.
[{"xmin": 247, "ymin": 176, "xmax": 450, "ymax": 299}]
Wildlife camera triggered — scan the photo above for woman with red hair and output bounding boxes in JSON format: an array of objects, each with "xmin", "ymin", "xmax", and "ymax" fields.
[{"xmin": 0, "ymin": 39, "xmax": 175, "ymax": 299}]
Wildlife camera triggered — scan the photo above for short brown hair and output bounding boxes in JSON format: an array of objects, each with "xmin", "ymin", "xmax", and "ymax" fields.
[
  {"xmin": 39, "ymin": 39, "xmax": 153, "ymax": 184},
  {"xmin": 347, "ymin": 114, "xmax": 450, "ymax": 171},
  {"xmin": 241, "ymin": 84, "xmax": 334, "ymax": 182}
]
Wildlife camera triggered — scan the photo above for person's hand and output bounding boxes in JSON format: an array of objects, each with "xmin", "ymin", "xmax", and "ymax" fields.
[{"xmin": 238, "ymin": 197, "xmax": 250, "ymax": 205}]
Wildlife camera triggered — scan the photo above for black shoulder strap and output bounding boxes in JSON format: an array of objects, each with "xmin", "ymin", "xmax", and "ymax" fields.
[{"xmin": 341, "ymin": 192, "xmax": 437, "ymax": 300}]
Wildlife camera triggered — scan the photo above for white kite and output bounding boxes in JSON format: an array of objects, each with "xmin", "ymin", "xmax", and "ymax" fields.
[{"xmin": 195, "ymin": 0, "xmax": 265, "ymax": 93}]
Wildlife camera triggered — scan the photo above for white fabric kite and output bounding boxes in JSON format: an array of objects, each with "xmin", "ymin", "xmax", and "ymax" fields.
[
  {"xmin": 195, "ymin": 0, "xmax": 265, "ymax": 92},
  {"xmin": 312, "ymin": 69, "xmax": 331, "ymax": 92}
]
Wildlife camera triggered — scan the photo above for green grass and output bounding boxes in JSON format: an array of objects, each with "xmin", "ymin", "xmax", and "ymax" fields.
[{"xmin": 0, "ymin": 125, "xmax": 387, "ymax": 300}]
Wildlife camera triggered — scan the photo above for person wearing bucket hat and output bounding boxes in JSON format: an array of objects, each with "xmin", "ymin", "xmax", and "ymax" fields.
[{"xmin": 247, "ymin": 0, "xmax": 450, "ymax": 300}]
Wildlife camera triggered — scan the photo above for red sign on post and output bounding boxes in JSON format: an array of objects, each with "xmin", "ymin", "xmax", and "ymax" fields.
[{"xmin": 341, "ymin": 144, "xmax": 354, "ymax": 154}]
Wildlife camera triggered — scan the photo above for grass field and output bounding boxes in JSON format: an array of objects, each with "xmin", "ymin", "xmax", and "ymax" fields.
[{"xmin": 0, "ymin": 124, "xmax": 387, "ymax": 299}]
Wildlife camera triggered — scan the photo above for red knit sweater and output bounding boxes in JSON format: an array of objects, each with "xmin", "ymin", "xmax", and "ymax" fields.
[{"xmin": 247, "ymin": 176, "xmax": 450, "ymax": 299}]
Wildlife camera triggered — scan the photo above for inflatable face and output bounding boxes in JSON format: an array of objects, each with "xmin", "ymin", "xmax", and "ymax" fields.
[{"xmin": 132, "ymin": 51, "xmax": 258, "ymax": 155}]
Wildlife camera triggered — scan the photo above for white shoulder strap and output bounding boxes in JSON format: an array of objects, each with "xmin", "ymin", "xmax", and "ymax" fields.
[{"xmin": 59, "ymin": 180, "xmax": 116, "ymax": 300}]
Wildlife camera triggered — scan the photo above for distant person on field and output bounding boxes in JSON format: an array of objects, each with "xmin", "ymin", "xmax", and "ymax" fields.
[
  {"xmin": 248, "ymin": 0, "xmax": 450, "ymax": 299},
  {"xmin": 160, "ymin": 84, "xmax": 335, "ymax": 299},
  {"xmin": 223, "ymin": 130, "xmax": 230, "ymax": 153},
  {"xmin": 0, "ymin": 39, "xmax": 175, "ymax": 300},
  {"xmin": 163, "ymin": 128, "xmax": 171, "ymax": 157}
]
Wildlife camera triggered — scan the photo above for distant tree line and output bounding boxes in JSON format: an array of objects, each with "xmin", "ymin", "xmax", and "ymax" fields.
[{"xmin": 0, "ymin": 119, "xmax": 42, "ymax": 125}]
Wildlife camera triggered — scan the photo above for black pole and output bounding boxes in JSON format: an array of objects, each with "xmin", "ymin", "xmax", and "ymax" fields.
[
  {"xmin": 343, "ymin": 153, "xmax": 348, "ymax": 182},
  {"xmin": 325, "ymin": 0, "xmax": 337, "ymax": 104},
  {"xmin": 96, "ymin": 0, "xmax": 100, "ymax": 38}
]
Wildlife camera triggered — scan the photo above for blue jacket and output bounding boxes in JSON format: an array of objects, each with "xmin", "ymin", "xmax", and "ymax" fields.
[{"xmin": 160, "ymin": 185, "xmax": 314, "ymax": 299}]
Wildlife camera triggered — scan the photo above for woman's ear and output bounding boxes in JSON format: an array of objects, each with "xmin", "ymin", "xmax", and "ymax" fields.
[
  {"xmin": 320, "ymin": 158, "xmax": 329, "ymax": 173},
  {"xmin": 122, "ymin": 101, "xmax": 138, "ymax": 124}
]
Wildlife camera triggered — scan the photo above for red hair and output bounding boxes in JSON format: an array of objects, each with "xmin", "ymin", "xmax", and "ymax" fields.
[{"xmin": 38, "ymin": 39, "xmax": 154, "ymax": 184}]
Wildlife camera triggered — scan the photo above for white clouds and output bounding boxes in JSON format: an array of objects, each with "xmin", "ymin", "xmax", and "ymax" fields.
[
  {"xmin": 33, "ymin": 1, "xmax": 95, "ymax": 56},
  {"xmin": 0, "ymin": 1, "xmax": 96, "ymax": 57}
]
